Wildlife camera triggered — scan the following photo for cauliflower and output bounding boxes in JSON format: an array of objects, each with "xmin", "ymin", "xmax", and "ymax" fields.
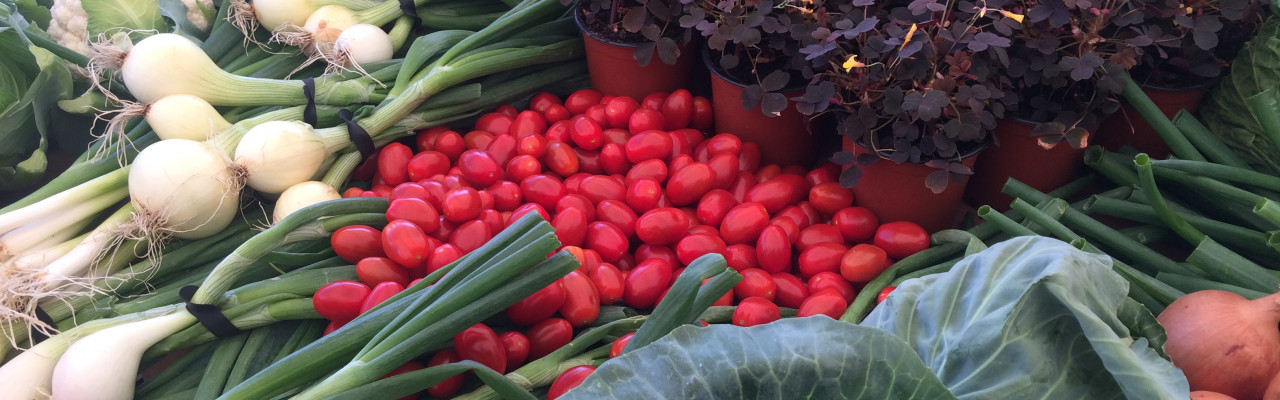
[
  {"xmin": 47, "ymin": 0, "xmax": 91, "ymax": 56},
  {"xmin": 182, "ymin": 0, "xmax": 214, "ymax": 31}
]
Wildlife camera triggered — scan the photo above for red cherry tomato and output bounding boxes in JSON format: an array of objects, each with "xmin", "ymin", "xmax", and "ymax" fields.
[
  {"xmin": 505, "ymin": 154, "xmax": 542, "ymax": 183},
  {"xmin": 510, "ymin": 110, "xmax": 548, "ymax": 138},
  {"xmin": 692, "ymin": 96, "xmax": 713, "ymax": 131},
  {"xmin": 806, "ymin": 167, "xmax": 838, "ymax": 186},
  {"xmin": 544, "ymin": 142, "xmax": 580, "ymax": 177},
  {"xmin": 356, "ymin": 257, "xmax": 411, "ymax": 287},
  {"xmin": 595, "ymin": 200, "xmax": 638, "ymax": 238},
  {"xmin": 552, "ymin": 207, "xmax": 589, "ymax": 247},
  {"xmin": 771, "ymin": 272, "xmax": 809, "ymax": 309},
  {"xmin": 478, "ymin": 209, "xmax": 504, "ymax": 235},
  {"xmin": 795, "ymin": 224, "xmax": 844, "ymax": 254},
  {"xmin": 529, "ymin": 92, "xmax": 561, "ymax": 113},
  {"xmin": 719, "ymin": 202, "xmax": 771, "ymax": 245},
  {"xmin": 609, "ymin": 332, "xmax": 636, "ymax": 358},
  {"xmin": 623, "ymin": 258, "xmax": 674, "ymax": 309},
  {"xmin": 570, "ymin": 116, "xmax": 604, "ymax": 150},
  {"xmin": 755, "ymin": 225, "xmax": 792, "ymax": 274},
  {"xmin": 626, "ymin": 159, "xmax": 669, "ymax": 184},
  {"xmin": 331, "ymin": 225, "xmax": 385, "ymax": 263},
  {"xmin": 706, "ymin": 153, "xmax": 739, "ymax": 190},
  {"xmin": 517, "ymin": 134, "xmax": 548, "ymax": 158},
  {"xmin": 734, "ymin": 268, "xmax": 776, "ymax": 301},
  {"xmin": 733, "ymin": 297, "xmax": 781, "ymax": 327},
  {"xmin": 798, "ymin": 242, "xmax": 849, "ymax": 279},
  {"xmin": 841, "ymin": 243, "xmax": 889, "ymax": 284},
  {"xmin": 544, "ymin": 104, "xmax": 570, "ymax": 123},
  {"xmin": 389, "ymin": 182, "xmax": 428, "ymax": 202},
  {"xmin": 454, "ymin": 323, "xmax": 507, "ymax": 374},
  {"xmin": 635, "ymin": 244, "xmax": 679, "ymax": 267},
  {"xmin": 669, "ymin": 154, "xmax": 694, "ymax": 173},
  {"xmin": 605, "ymin": 96, "xmax": 640, "ymax": 128},
  {"xmin": 625, "ymin": 178, "xmax": 664, "ymax": 214},
  {"xmin": 487, "ymin": 181, "xmax": 522, "ymax": 212},
  {"xmin": 874, "ymin": 221, "xmax": 930, "ymax": 259},
  {"xmin": 376, "ymin": 143, "xmax": 412, "ymax": 186},
  {"xmin": 723, "ymin": 243, "xmax": 758, "ymax": 271},
  {"xmin": 635, "ymin": 208, "xmax": 691, "ymax": 245},
  {"xmin": 833, "ymin": 207, "xmax": 879, "ymax": 243},
  {"xmin": 704, "ymin": 133, "xmax": 742, "ymax": 157},
  {"xmin": 808, "ymin": 272, "xmax": 856, "ymax": 303},
  {"xmin": 427, "ymin": 244, "xmax": 463, "ymax": 276},
  {"xmin": 728, "ymin": 171, "xmax": 754, "ymax": 202},
  {"xmin": 509, "ymin": 203, "xmax": 552, "ymax": 225},
  {"xmin": 463, "ymin": 130, "xmax": 496, "ymax": 151},
  {"xmin": 797, "ymin": 288, "xmax": 849, "ymax": 319},
  {"xmin": 545, "ymin": 120, "xmax": 571, "ymax": 142},
  {"xmin": 547, "ymin": 365, "xmax": 597, "ymax": 400},
  {"xmin": 441, "ymin": 187, "xmax": 482, "ymax": 223},
  {"xmin": 426, "ymin": 349, "xmax": 464, "ymax": 398},
  {"xmin": 474, "ymin": 112, "xmax": 513, "ymax": 136},
  {"xmin": 555, "ymin": 194, "xmax": 596, "ymax": 220},
  {"xmin": 406, "ymin": 151, "xmax": 450, "ymax": 182},
  {"xmin": 520, "ymin": 174, "xmax": 566, "ymax": 210},
  {"xmin": 769, "ymin": 217, "xmax": 800, "ymax": 243},
  {"xmin": 450, "ymin": 219, "xmax": 492, "ymax": 254},
  {"xmin": 313, "ymin": 281, "xmax": 370, "ymax": 322},
  {"xmin": 387, "ymin": 198, "xmax": 439, "ymax": 234},
  {"xmin": 756, "ymin": 164, "xmax": 781, "ymax": 182},
  {"xmin": 661, "ymin": 89, "xmax": 694, "ymax": 130},
  {"xmin": 559, "ymin": 270, "xmax": 600, "ymax": 328},
  {"xmin": 382, "ymin": 220, "xmax": 432, "ymax": 269},
  {"xmin": 665, "ymin": 162, "xmax": 715, "ymax": 206},
  {"xmin": 746, "ymin": 179, "xmax": 796, "ymax": 215},
  {"xmin": 563, "ymin": 173, "xmax": 589, "ymax": 195},
  {"xmin": 599, "ymin": 143, "xmax": 630, "ymax": 176},
  {"xmin": 585, "ymin": 221, "xmax": 628, "ymax": 263},
  {"xmin": 580, "ymin": 175, "xmax": 626, "ymax": 204},
  {"xmin": 499, "ymin": 331, "xmax": 530, "ymax": 371},
  {"xmin": 590, "ymin": 263, "xmax": 625, "ymax": 305},
  {"xmin": 625, "ymin": 131, "xmax": 673, "ymax": 163},
  {"xmin": 696, "ymin": 189, "xmax": 738, "ymax": 227},
  {"xmin": 676, "ymin": 234, "xmax": 727, "ymax": 266},
  {"xmin": 434, "ymin": 131, "xmax": 466, "ymax": 162},
  {"xmin": 487, "ymin": 134, "xmax": 518, "ymax": 166},
  {"xmin": 877, "ymin": 286, "xmax": 897, "ymax": 304},
  {"xmin": 495, "ymin": 105, "xmax": 518, "ymax": 118},
  {"xmin": 808, "ymin": 182, "xmax": 855, "ymax": 216},
  {"xmin": 526, "ymin": 318, "xmax": 573, "ymax": 360},
  {"xmin": 506, "ymin": 281, "xmax": 567, "ymax": 325},
  {"xmin": 415, "ymin": 126, "xmax": 448, "ymax": 151},
  {"xmin": 565, "ymin": 89, "xmax": 602, "ymax": 115}
]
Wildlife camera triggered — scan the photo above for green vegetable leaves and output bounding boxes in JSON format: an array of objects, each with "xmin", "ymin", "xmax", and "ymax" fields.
[
  {"xmin": 1201, "ymin": 11, "xmax": 1280, "ymax": 174},
  {"xmin": 0, "ymin": 26, "xmax": 72, "ymax": 189},
  {"xmin": 563, "ymin": 317, "xmax": 957, "ymax": 399},
  {"xmin": 861, "ymin": 236, "xmax": 1189, "ymax": 399},
  {"xmin": 81, "ymin": 0, "xmax": 166, "ymax": 38}
]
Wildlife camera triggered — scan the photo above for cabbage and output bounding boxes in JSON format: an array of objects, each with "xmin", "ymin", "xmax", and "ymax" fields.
[{"xmin": 1200, "ymin": 2, "xmax": 1280, "ymax": 174}]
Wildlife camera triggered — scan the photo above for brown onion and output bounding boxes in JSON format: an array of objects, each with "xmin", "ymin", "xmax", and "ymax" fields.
[
  {"xmin": 1195, "ymin": 391, "xmax": 1240, "ymax": 400},
  {"xmin": 1159, "ymin": 290, "xmax": 1280, "ymax": 400},
  {"xmin": 1264, "ymin": 371, "xmax": 1280, "ymax": 400}
]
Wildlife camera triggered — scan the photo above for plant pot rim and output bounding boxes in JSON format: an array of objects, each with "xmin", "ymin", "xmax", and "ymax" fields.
[
  {"xmin": 573, "ymin": 8, "xmax": 642, "ymax": 48},
  {"xmin": 852, "ymin": 137, "xmax": 988, "ymax": 164},
  {"xmin": 700, "ymin": 45, "xmax": 807, "ymax": 93}
]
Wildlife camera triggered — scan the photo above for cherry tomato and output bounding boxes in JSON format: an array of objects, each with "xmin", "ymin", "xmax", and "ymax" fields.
[
  {"xmin": 313, "ymin": 281, "xmax": 370, "ymax": 322},
  {"xmin": 746, "ymin": 179, "xmax": 796, "ymax": 215},
  {"xmin": 595, "ymin": 200, "xmax": 638, "ymax": 238},
  {"xmin": 590, "ymin": 263, "xmax": 625, "ymax": 305},
  {"xmin": 609, "ymin": 332, "xmax": 635, "ymax": 358},
  {"xmin": 356, "ymin": 257, "xmax": 411, "ymax": 287},
  {"xmin": 478, "ymin": 209, "xmax": 504, "ymax": 236},
  {"xmin": 669, "ymin": 154, "xmax": 694, "ymax": 173},
  {"xmin": 509, "ymin": 203, "xmax": 552, "ymax": 225},
  {"xmin": 676, "ymin": 234, "xmax": 727, "ymax": 266},
  {"xmin": 463, "ymin": 130, "xmax": 496, "ymax": 151},
  {"xmin": 795, "ymin": 224, "xmax": 844, "ymax": 253},
  {"xmin": 486, "ymin": 135, "xmax": 518, "ymax": 165},
  {"xmin": 605, "ymin": 96, "xmax": 640, "ymax": 128},
  {"xmin": 635, "ymin": 244, "xmax": 679, "ymax": 267},
  {"xmin": 734, "ymin": 268, "xmax": 776, "ymax": 301},
  {"xmin": 427, "ymin": 244, "xmax": 463, "ymax": 276},
  {"xmin": 796, "ymin": 201, "xmax": 822, "ymax": 225},
  {"xmin": 419, "ymin": 181, "xmax": 448, "ymax": 208},
  {"xmin": 703, "ymin": 153, "xmax": 739, "ymax": 190},
  {"xmin": 559, "ymin": 270, "xmax": 600, "ymax": 328},
  {"xmin": 769, "ymin": 217, "xmax": 800, "ymax": 244},
  {"xmin": 331, "ymin": 225, "xmax": 385, "ymax": 263},
  {"xmin": 723, "ymin": 243, "xmax": 758, "ymax": 271},
  {"xmin": 555, "ymin": 194, "xmax": 596, "ymax": 220},
  {"xmin": 496, "ymin": 105, "xmax": 519, "ymax": 118},
  {"xmin": 415, "ymin": 126, "xmax": 448, "ymax": 151},
  {"xmin": 474, "ymin": 112, "xmax": 513, "ymax": 136},
  {"xmin": 496, "ymin": 331, "xmax": 531, "ymax": 372},
  {"xmin": 733, "ymin": 297, "xmax": 781, "ymax": 327},
  {"xmin": 565, "ymin": 89, "xmax": 603, "ymax": 115},
  {"xmin": 638, "ymin": 91, "xmax": 665, "ymax": 109},
  {"xmin": 797, "ymin": 288, "xmax": 849, "ymax": 319},
  {"xmin": 434, "ymin": 131, "xmax": 466, "ymax": 162},
  {"xmin": 756, "ymin": 164, "xmax": 781, "ymax": 182},
  {"xmin": 529, "ymin": 92, "xmax": 561, "ymax": 113},
  {"xmin": 585, "ymin": 221, "xmax": 628, "ymax": 263},
  {"xmin": 426, "ymin": 349, "xmax": 465, "ymax": 397},
  {"xmin": 570, "ymin": 116, "xmax": 604, "ymax": 150},
  {"xmin": 376, "ymin": 143, "xmax": 413, "ymax": 186},
  {"xmin": 806, "ymin": 167, "xmax": 838, "ymax": 186},
  {"xmin": 544, "ymin": 141, "xmax": 580, "ymax": 177},
  {"xmin": 381, "ymin": 361, "xmax": 425, "ymax": 400},
  {"xmin": 755, "ymin": 225, "xmax": 792, "ymax": 274},
  {"xmin": 624, "ymin": 258, "xmax": 674, "ymax": 309},
  {"xmin": 454, "ymin": 323, "xmax": 507, "ymax": 373},
  {"xmin": 798, "ymin": 242, "xmax": 849, "ymax": 279},
  {"xmin": 450, "ymin": 220, "xmax": 492, "ymax": 254},
  {"xmin": 506, "ymin": 281, "xmax": 567, "ymax": 325},
  {"xmin": 504, "ymin": 154, "xmax": 542, "ymax": 183},
  {"xmin": 543, "ymin": 104, "xmax": 570, "ymax": 123},
  {"xmin": 382, "ymin": 220, "xmax": 432, "ymax": 269},
  {"xmin": 840, "ymin": 243, "xmax": 889, "ymax": 283},
  {"xmin": 626, "ymin": 159, "xmax": 669, "ymax": 185},
  {"xmin": 387, "ymin": 198, "xmax": 440, "ymax": 234},
  {"xmin": 636, "ymin": 208, "xmax": 691, "ymax": 245},
  {"xmin": 526, "ymin": 318, "xmax": 573, "ymax": 360},
  {"xmin": 771, "ymin": 273, "xmax": 809, "ymax": 309},
  {"xmin": 625, "ymin": 131, "xmax": 673, "ymax": 163},
  {"xmin": 808, "ymin": 182, "xmax": 855, "ymax": 216},
  {"xmin": 552, "ymin": 207, "xmax": 589, "ymax": 247},
  {"xmin": 405, "ymin": 151, "xmax": 450, "ymax": 183},
  {"xmin": 625, "ymin": 178, "xmax": 664, "ymax": 214},
  {"xmin": 695, "ymin": 189, "xmax": 738, "ymax": 227},
  {"xmin": 808, "ymin": 272, "xmax": 856, "ymax": 303},
  {"xmin": 661, "ymin": 89, "xmax": 694, "ymax": 130},
  {"xmin": 520, "ymin": 174, "xmax": 567, "ymax": 210},
  {"xmin": 580, "ymin": 175, "xmax": 626, "ymax": 204},
  {"xmin": 666, "ymin": 162, "xmax": 715, "ymax": 206},
  {"xmin": 487, "ymin": 181, "xmax": 523, "ymax": 212},
  {"xmin": 599, "ymin": 143, "xmax": 630, "ymax": 176},
  {"xmin": 701, "ymin": 134, "xmax": 739, "ymax": 157},
  {"xmin": 342, "ymin": 187, "xmax": 363, "ymax": 198},
  {"xmin": 728, "ymin": 171, "xmax": 755, "ymax": 202},
  {"xmin": 874, "ymin": 221, "xmax": 930, "ymax": 259},
  {"xmin": 511, "ymin": 110, "xmax": 548, "ymax": 138},
  {"xmin": 829, "ymin": 207, "xmax": 876, "ymax": 243},
  {"xmin": 877, "ymin": 286, "xmax": 897, "ymax": 304},
  {"xmin": 563, "ymin": 173, "xmax": 589, "ymax": 195},
  {"xmin": 547, "ymin": 365, "xmax": 596, "ymax": 400},
  {"xmin": 719, "ymin": 202, "xmax": 771, "ymax": 245},
  {"xmin": 441, "ymin": 187, "xmax": 482, "ymax": 223},
  {"xmin": 517, "ymin": 133, "xmax": 548, "ymax": 158},
  {"xmin": 692, "ymin": 96, "xmax": 713, "ymax": 131}
]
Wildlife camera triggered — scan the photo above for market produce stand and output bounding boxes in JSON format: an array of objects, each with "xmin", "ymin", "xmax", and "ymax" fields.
[{"xmin": 2, "ymin": 0, "xmax": 1280, "ymax": 398}]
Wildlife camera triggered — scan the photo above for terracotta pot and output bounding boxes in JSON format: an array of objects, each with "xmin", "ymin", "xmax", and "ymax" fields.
[
  {"xmin": 576, "ymin": 11, "xmax": 696, "ymax": 101},
  {"xmin": 964, "ymin": 117, "xmax": 1086, "ymax": 212},
  {"xmin": 705, "ymin": 50, "xmax": 815, "ymax": 167},
  {"xmin": 845, "ymin": 140, "xmax": 983, "ymax": 233},
  {"xmin": 1095, "ymin": 82, "xmax": 1212, "ymax": 159}
]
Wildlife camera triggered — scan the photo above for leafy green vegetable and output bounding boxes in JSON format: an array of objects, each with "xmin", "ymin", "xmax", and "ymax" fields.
[
  {"xmin": 1201, "ymin": 3, "xmax": 1280, "ymax": 175},
  {"xmin": 564, "ymin": 237, "xmax": 1189, "ymax": 400},
  {"xmin": 563, "ymin": 317, "xmax": 957, "ymax": 399},
  {"xmin": 80, "ymin": 0, "xmax": 166, "ymax": 38},
  {"xmin": 861, "ymin": 236, "xmax": 1188, "ymax": 399},
  {"xmin": 0, "ymin": 25, "xmax": 72, "ymax": 189}
]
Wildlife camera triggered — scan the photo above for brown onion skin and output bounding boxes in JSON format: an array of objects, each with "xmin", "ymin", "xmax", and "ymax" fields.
[
  {"xmin": 1194, "ymin": 391, "xmax": 1241, "ymax": 400},
  {"xmin": 1158, "ymin": 290, "xmax": 1280, "ymax": 400},
  {"xmin": 1264, "ymin": 371, "xmax": 1280, "ymax": 400}
]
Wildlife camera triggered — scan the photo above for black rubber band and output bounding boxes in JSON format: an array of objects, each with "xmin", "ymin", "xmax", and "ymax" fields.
[
  {"xmin": 399, "ymin": 0, "xmax": 421, "ymax": 30},
  {"xmin": 179, "ymin": 285, "xmax": 242, "ymax": 338},
  {"xmin": 30, "ymin": 306, "xmax": 56, "ymax": 344},
  {"xmin": 339, "ymin": 109, "xmax": 376, "ymax": 160},
  {"xmin": 302, "ymin": 78, "xmax": 318, "ymax": 127}
]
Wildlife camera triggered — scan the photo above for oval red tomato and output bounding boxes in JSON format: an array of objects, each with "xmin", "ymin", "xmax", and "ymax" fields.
[
  {"xmin": 798, "ymin": 242, "xmax": 849, "ymax": 279},
  {"xmin": 551, "ymin": 207, "xmax": 589, "ymax": 247},
  {"xmin": 623, "ymin": 258, "xmax": 674, "ymax": 309},
  {"xmin": 797, "ymin": 288, "xmax": 849, "ymax": 319},
  {"xmin": 626, "ymin": 159, "xmax": 669, "ymax": 184},
  {"xmin": 600, "ymin": 143, "xmax": 630, "ymax": 176},
  {"xmin": 635, "ymin": 208, "xmax": 691, "ymax": 245},
  {"xmin": 487, "ymin": 181, "xmax": 522, "ymax": 212},
  {"xmin": 433, "ymin": 131, "xmax": 465, "ymax": 162},
  {"xmin": 675, "ymin": 234, "xmax": 727, "ymax": 266},
  {"xmin": 877, "ymin": 286, "xmax": 897, "ymax": 304},
  {"xmin": 609, "ymin": 332, "xmax": 635, "ymax": 358},
  {"xmin": 723, "ymin": 243, "xmax": 758, "ymax": 271},
  {"xmin": 696, "ymin": 189, "xmax": 738, "ymax": 226},
  {"xmin": 795, "ymin": 224, "xmax": 844, "ymax": 253},
  {"xmin": 833, "ymin": 207, "xmax": 879, "ymax": 243},
  {"xmin": 595, "ymin": 200, "xmax": 638, "ymax": 238},
  {"xmin": 605, "ymin": 96, "xmax": 640, "ymax": 128},
  {"xmin": 808, "ymin": 182, "xmax": 855, "ymax": 216},
  {"xmin": 719, "ymin": 202, "xmax": 770, "ymax": 245},
  {"xmin": 427, "ymin": 244, "xmax": 463, "ymax": 276},
  {"xmin": 692, "ymin": 96, "xmax": 713, "ymax": 131},
  {"xmin": 625, "ymin": 131, "xmax": 673, "ymax": 163},
  {"xmin": 840, "ymin": 243, "xmax": 889, "ymax": 283},
  {"xmin": 559, "ymin": 270, "xmax": 600, "ymax": 328},
  {"xmin": 755, "ymin": 225, "xmax": 792, "ymax": 274},
  {"xmin": 625, "ymin": 178, "xmax": 663, "ymax": 214},
  {"xmin": 590, "ymin": 263, "xmax": 625, "ymax": 305},
  {"xmin": 666, "ymin": 162, "xmax": 715, "ymax": 206},
  {"xmin": 376, "ymin": 143, "xmax": 412, "ymax": 186},
  {"xmin": 661, "ymin": 89, "xmax": 694, "ymax": 130},
  {"xmin": 772, "ymin": 273, "xmax": 809, "ymax": 309},
  {"xmin": 454, "ymin": 323, "xmax": 507, "ymax": 374},
  {"xmin": 629, "ymin": 109, "xmax": 665, "ymax": 134},
  {"xmin": 554, "ymin": 194, "xmax": 596, "ymax": 220},
  {"xmin": 387, "ymin": 198, "xmax": 440, "ymax": 234},
  {"xmin": 313, "ymin": 280, "xmax": 370, "ymax": 322},
  {"xmin": 704, "ymin": 133, "xmax": 742, "ymax": 157},
  {"xmin": 331, "ymin": 225, "xmax": 385, "ymax": 263},
  {"xmin": 359, "ymin": 281, "xmax": 404, "ymax": 315},
  {"xmin": 520, "ymin": 174, "xmax": 566, "ymax": 210},
  {"xmin": 547, "ymin": 365, "xmax": 596, "ymax": 400},
  {"xmin": 517, "ymin": 134, "xmax": 548, "ymax": 158},
  {"xmin": 511, "ymin": 110, "xmax": 548, "ymax": 138},
  {"xmin": 733, "ymin": 297, "xmax": 780, "ymax": 327},
  {"xmin": 544, "ymin": 142, "xmax": 580, "ymax": 177},
  {"xmin": 381, "ymin": 220, "xmax": 432, "ymax": 269},
  {"xmin": 585, "ymin": 221, "xmax": 628, "ymax": 263},
  {"xmin": 441, "ymin": 187, "xmax": 482, "ymax": 223},
  {"xmin": 579, "ymin": 175, "xmax": 626, "ymax": 204},
  {"xmin": 734, "ymin": 268, "xmax": 776, "ymax": 301},
  {"xmin": 808, "ymin": 272, "xmax": 856, "ymax": 303},
  {"xmin": 450, "ymin": 219, "xmax": 492, "ymax": 254},
  {"xmin": 526, "ymin": 318, "xmax": 573, "ymax": 360},
  {"xmin": 486, "ymin": 134, "xmax": 518, "ymax": 166},
  {"xmin": 564, "ymin": 89, "xmax": 602, "ymax": 115},
  {"xmin": 634, "ymin": 244, "xmax": 678, "ymax": 267},
  {"xmin": 746, "ymin": 179, "xmax": 796, "ymax": 214},
  {"xmin": 499, "ymin": 331, "xmax": 530, "ymax": 371},
  {"xmin": 356, "ymin": 257, "xmax": 411, "ymax": 287},
  {"xmin": 874, "ymin": 221, "xmax": 930, "ymax": 260},
  {"xmin": 406, "ymin": 151, "xmax": 450, "ymax": 182},
  {"xmin": 474, "ymin": 112, "xmax": 513, "ymax": 136},
  {"xmin": 506, "ymin": 281, "xmax": 567, "ymax": 325},
  {"xmin": 426, "ymin": 349, "xmax": 464, "ymax": 398}
]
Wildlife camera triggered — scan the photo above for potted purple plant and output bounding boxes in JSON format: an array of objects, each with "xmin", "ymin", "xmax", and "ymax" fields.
[{"xmin": 566, "ymin": 0, "xmax": 700, "ymax": 100}]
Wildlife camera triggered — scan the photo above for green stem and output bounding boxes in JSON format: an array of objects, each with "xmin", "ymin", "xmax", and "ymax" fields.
[
  {"xmin": 1157, "ymin": 272, "xmax": 1269, "ymax": 299},
  {"xmin": 1084, "ymin": 196, "xmax": 1275, "ymax": 262},
  {"xmin": 1135, "ymin": 154, "xmax": 1207, "ymax": 244},
  {"xmin": 1118, "ymin": 72, "xmax": 1205, "ymax": 161},
  {"xmin": 1150, "ymin": 159, "xmax": 1280, "ymax": 193},
  {"xmin": 1172, "ymin": 111, "xmax": 1252, "ymax": 169},
  {"xmin": 1244, "ymin": 89, "xmax": 1280, "ymax": 161}
]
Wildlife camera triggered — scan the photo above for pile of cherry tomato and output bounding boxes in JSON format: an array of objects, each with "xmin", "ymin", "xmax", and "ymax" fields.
[{"xmin": 310, "ymin": 88, "xmax": 933, "ymax": 398}]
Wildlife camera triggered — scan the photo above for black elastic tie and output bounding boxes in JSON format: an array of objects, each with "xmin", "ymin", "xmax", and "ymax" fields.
[
  {"xmin": 339, "ymin": 109, "xmax": 376, "ymax": 160},
  {"xmin": 179, "ymin": 285, "xmax": 242, "ymax": 338},
  {"xmin": 30, "ymin": 306, "xmax": 55, "ymax": 344},
  {"xmin": 399, "ymin": 0, "xmax": 421, "ymax": 30},
  {"xmin": 302, "ymin": 78, "xmax": 318, "ymax": 127}
]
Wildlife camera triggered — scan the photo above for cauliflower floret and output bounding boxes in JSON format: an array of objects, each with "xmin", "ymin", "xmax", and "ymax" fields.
[
  {"xmin": 47, "ymin": 0, "xmax": 91, "ymax": 56},
  {"xmin": 181, "ymin": 0, "xmax": 215, "ymax": 31}
]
